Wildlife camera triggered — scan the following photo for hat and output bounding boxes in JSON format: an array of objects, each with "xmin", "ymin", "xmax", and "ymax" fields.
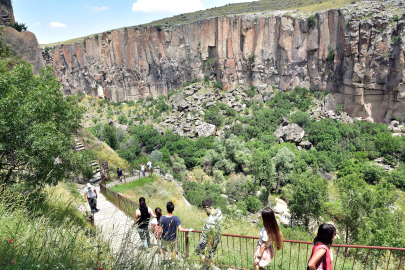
[{"xmin": 87, "ymin": 183, "xmax": 91, "ymax": 187}]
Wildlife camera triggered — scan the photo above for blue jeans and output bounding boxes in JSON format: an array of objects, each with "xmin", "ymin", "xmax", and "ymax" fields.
[{"xmin": 137, "ymin": 227, "xmax": 150, "ymax": 248}]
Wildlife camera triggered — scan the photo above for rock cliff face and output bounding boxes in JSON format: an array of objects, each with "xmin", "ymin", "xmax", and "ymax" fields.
[
  {"xmin": 0, "ymin": 0, "xmax": 14, "ymax": 24},
  {"xmin": 4, "ymin": 28, "xmax": 45, "ymax": 74},
  {"xmin": 42, "ymin": 7, "xmax": 405, "ymax": 123}
]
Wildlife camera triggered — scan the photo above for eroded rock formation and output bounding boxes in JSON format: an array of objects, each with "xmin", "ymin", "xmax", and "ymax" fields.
[{"xmin": 42, "ymin": 7, "xmax": 405, "ymax": 123}]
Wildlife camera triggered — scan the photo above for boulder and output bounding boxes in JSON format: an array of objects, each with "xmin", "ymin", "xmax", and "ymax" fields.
[
  {"xmin": 299, "ymin": 141, "xmax": 313, "ymax": 150},
  {"xmin": 4, "ymin": 28, "xmax": 45, "ymax": 74},
  {"xmin": 274, "ymin": 124, "xmax": 305, "ymax": 143},
  {"xmin": 282, "ymin": 117, "xmax": 289, "ymax": 126},
  {"xmin": 196, "ymin": 123, "xmax": 217, "ymax": 137},
  {"xmin": 165, "ymin": 173, "xmax": 174, "ymax": 182},
  {"xmin": 253, "ymin": 94, "xmax": 263, "ymax": 102},
  {"xmin": 177, "ymin": 100, "xmax": 189, "ymax": 111},
  {"xmin": 320, "ymin": 94, "xmax": 337, "ymax": 113}
]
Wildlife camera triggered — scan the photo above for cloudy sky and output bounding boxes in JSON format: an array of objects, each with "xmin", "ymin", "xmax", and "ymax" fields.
[{"xmin": 13, "ymin": 0, "xmax": 257, "ymax": 44}]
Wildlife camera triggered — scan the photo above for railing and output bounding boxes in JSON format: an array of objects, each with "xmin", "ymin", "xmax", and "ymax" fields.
[
  {"xmin": 100, "ymin": 183, "xmax": 139, "ymax": 219},
  {"xmin": 178, "ymin": 230, "xmax": 405, "ymax": 270},
  {"xmin": 75, "ymin": 130, "xmax": 110, "ymax": 182},
  {"xmin": 99, "ymin": 183, "xmax": 405, "ymax": 270}
]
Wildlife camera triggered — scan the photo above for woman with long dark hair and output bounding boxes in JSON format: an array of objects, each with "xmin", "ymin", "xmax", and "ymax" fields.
[
  {"xmin": 253, "ymin": 208, "xmax": 283, "ymax": 270},
  {"xmin": 151, "ymin": 207, "xmax": 163, "ymax": 256},
  {"xmin": 308, "ymin": 224, "xmax": 336, "ymax": 270},
  {"xmin": 133, "ymin": 197, "xmax": 156, "ymax": 248}
]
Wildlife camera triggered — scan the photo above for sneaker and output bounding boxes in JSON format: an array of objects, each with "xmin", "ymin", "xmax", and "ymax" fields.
[{"xmin": 95, "ymin": 208, "xmax": 99, "ymax": 212}]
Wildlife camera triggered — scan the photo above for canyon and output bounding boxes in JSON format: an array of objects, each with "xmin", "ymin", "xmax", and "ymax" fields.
[{"xmin": 10, "ymin": 2, "xmax": 404, "ymax": 123}]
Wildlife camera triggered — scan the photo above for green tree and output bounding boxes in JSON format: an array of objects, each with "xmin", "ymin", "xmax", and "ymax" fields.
[
  {"xmin": 272, "ymin": 147, "xmax": 295, "ymax": 193},
  {"xmin": 246, "ymin": 195, "xmax": 262, "ymax": 212},
  {"xmin": 102, "ymin": 124, "xmax": 119, "ymax": 150},
  {"xmin": 375, "ymin": 133, "xmax": 399, "ymax": 156},
  {"xmin": 0, "ymin": 62, "xmax": 83, "ymax": 189},
  {"xmin": 289, "ymin": 175, "xmax": 329, "ymax": 230}
]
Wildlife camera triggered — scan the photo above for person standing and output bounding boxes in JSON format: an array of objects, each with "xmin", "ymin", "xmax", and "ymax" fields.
[
  {"xmin": 133, "ymin": 197, "xmax": 156, "ymax": 248},
  {"xmin": 83, "ymin": 183, "xmax": 99, "ymax": 213},
  {"xmin": 147, "ymin": 160, "xmax": 153, "ymax": 175},
  {"xmin": 308, "ymin": 224, "xmax": 336, "ymax": 270},
  {"xmin": 151, "ymin": 207, "xmax": 163, "ymax": 256},
  {"xmin": 116, "ymin": 167, "xmax": 123, "ymax": 182},
  {"xmin": 195, "ymin": 199, "xmax": 223, "ymax": 268},
  {"xmin": 253, "ymin": 208, "xmax": 283, "ymax": 270},
  {"xmin": 159, "ymin": 201, "xmax": 193, "ymax": 261},
  {"xmin": 140, "ymin": 163, "xmax": 146, "ymax": 177}
]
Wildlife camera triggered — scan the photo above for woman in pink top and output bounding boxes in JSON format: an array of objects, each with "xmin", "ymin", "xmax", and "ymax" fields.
[{"xmin": 308, "ymin": 224, "xmax": 336, "ymax": 270}]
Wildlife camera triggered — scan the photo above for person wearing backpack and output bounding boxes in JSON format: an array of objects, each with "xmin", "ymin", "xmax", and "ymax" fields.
[{"xmin": 308, "ymin": 224, "xmax": 336, "ymax": 270}]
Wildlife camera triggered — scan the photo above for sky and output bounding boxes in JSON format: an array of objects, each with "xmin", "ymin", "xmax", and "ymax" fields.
[{"xmin": 13, "ymin": 0, "xmax": 257, "ymax": 44}]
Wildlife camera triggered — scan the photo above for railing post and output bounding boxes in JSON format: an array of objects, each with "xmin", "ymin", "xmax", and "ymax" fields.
[{"xmin": 185, "ymin": 231, "xmax": 189, "ymax": 258}]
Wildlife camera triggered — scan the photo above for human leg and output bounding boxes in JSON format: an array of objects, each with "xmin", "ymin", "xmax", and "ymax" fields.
[{"xmin": 137, "ymin": 227, "xmax": 149, "ymax": 248}]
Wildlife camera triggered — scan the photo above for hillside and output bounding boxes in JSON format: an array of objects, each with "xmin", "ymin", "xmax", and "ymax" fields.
[{"xmin": 78, "ymin": 78, "xmax": 405, "ymax": 249}]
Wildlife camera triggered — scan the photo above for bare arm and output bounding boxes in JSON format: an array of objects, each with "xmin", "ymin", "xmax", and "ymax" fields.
[
  {"xmin": 133, "ymin": 210, "xmax": 141, "ymax": 226},
  {"xmin": 254, "ymin": 241, "xmax": 268, "ymax": 266},
  {"xmin": 84, "ymin": 192, "xmax": 87, "ymax": 202},
  {"xmin": 178, "ymin": 225, "xmax": 189, "ymax": 232},
  {"xmin": 94, "ymin": 189, "xmax": 98, "ymax": 198},
  {"xmin": 308, "ymin": 249, "xmax": 327, "ymax": 270},
  {"xmin": 148, "ymin": 208, "xmax": 156, "ymax": 218}
]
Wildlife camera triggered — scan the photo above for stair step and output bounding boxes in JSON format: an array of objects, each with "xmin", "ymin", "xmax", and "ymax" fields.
[{"xmin": 91, "ymin": 162, "xmax": 98, "ymax": 166}]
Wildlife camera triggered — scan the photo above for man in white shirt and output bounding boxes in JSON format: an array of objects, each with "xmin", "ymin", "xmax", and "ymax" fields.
[
  {"xmin": 83, "ymin": 183, "xmax": 99, "ymax": 213},
  {"xmin": 147, "ymin": 160, "xmax": 153, "ymax": 174}
]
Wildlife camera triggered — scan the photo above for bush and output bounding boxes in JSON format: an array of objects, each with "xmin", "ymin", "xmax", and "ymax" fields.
[
  {"xmin": 327, "ymin": 48, "xmax": 335, "ymax": 61},
  {"xmin": 204, "ymin": 106, "xmax": 223, "ymax": 127},
  {"xmin": 394, "ymin": 15, "xmax": 400, "ymax": 22},
  {"xmin": 246, "ymin": 85, "xmax": 256, "ymax": 98},
  {"xmin": 102, "ymin": 124, "xmax": 118, "ymax": 149},
  {"xmin": 391, "ymin": 36, "xmax": 399, "ymax": 45},
  {"xmin": 156, "ymin": 25, "xmax": 163, "ymax": 31},
  {"xmin": 8, "ymin": 22, "xmax": 28, "ymax": 32},
  {"xmin": 77, "ymin": 91, "xmax": 85, "ymax": 102},
  {"xmin": 308, "ymin": 15, "xmax": 317, "ymax": 27},
  {"xmin": 246, "ymin": 195, "xmax": 262, "ymax": 213},
  {"xmin": 290, "ymin": 111, "xmax": 310, "ymax": 127},
  {"xmin": 248, "ymin": 54, "xmax": 254, "ymax": 62},
  {"xmin": 204, "ymin": 58, "xmax": 215, "ymax": 68},
  {"xmin": 118, "ymin": 115, "xmax": 128, "ymax": 124},
  {"xmin": 148, "ymin": 150, "xmax": 163, "ymax": 162},
  {"xmin": 212, "ymin": 81, "xmax": 222, "ymax": 90},
  {"xmin": 204, "ymin": 74, "xmax": 210, "ymax": 82}
]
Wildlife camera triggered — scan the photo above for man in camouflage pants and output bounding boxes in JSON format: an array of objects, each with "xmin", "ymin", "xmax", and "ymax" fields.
[{"xmin": 195, "ymin": 199, "xmax": 223, "ymax": 269}]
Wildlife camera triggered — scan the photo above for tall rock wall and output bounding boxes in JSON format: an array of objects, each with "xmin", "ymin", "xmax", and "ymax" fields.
[
  {"xmin": 0, "ymin": 0, "xmax": 14, "ymax": 24},
  {"xmin": 42, "ymin": 8, "xmax": 405, "ymax": 123}
]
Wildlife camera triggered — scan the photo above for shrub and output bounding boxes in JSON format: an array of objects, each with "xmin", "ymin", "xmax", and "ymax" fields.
[
  {"xmin": 212, "ymin": 81, "xmax": 223, "ymax": 90},
  {"xmin": 290, "ymin": 111, "xmax": 310, "ymax": 127},
  {"xmin": 351, "ymin": 1, "xmax": 355, "ymax": 3},
  {"xmin": 327, "ymin": 48, "xmax": 335, "ymax": 61},
  {"xmin": 204, "ymin": 74, "xmax": 210, "ymax": 82},
  {"xmin": 97, "ymin": 108, "xmax": 102, "ymax": 113},
  {"xmin": 8, "ymin": 22, "xmax": 27, "ymax": 32},
  {"xmin": 118, "ymin": 115, "xmax": 128, "ymax": 125},
  {"xmin": 391, "ymin": 36, "xmax": 399, "ymax": 45},
  {"xmin": 204, "ymin": 106, "xmax": 224, "ymax": 127},
  {"xmin": 156, "ymin": 25, "xmax": 163, "ymax": 31},
  {"xmin": 77, "ymin": 91, "xmax": 85, "ymax": 102},
  {"xmin": 248, "ymin": 54, "xmax": 254, "ymax": 62},
  {"xmin": 246, "ymin": 195, "xmax": 262, "ymax": 212},
  {"xmin": 102, "ymin": 124, "xmax": 118, "ymax": 149},
  {"xmin": 204, "ymin": 58, "xmax": 215, "ymax": 68},
  {"xmin": 94, "ymin": 34, "xmax": 98, "ymax": 39},
  {"xmin": 148, "ymin": 150, "xmax": 163, "ymax": 162},
  {"xmin": 393, "ymin": 15, "xmax": 400, "ymax": 22},
  {"xmin": 308, "ymin": 15, "xmax": 317, "ymax": 27},
  {"xmin": 246, "ymin": 85, "xmax": 256, "ymax": 98}
]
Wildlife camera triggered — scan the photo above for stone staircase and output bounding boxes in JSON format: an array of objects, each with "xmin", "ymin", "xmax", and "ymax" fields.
[{"xmin": 72, "ymin": 133, "xmax": 102, "ymax": 184}]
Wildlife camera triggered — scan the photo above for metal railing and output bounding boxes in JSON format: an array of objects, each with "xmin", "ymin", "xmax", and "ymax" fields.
[
  {"xmin": 178, "ymin": 230, "xmax": 405, "ymax": 270},
  {"xmin": 99, "ymin": 183, "xmax": 405, "ymax": 270}
]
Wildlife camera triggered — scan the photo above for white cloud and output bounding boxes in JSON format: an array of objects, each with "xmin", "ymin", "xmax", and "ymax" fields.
[
  {"xmin": 49, "ymin": 22, "xmax": 67, "ymax": 28},
  {"xmin": 92, "ymin": 6, "xmax": 108, "ymax": 12},
  {"xmin": 34, "ymin": 22, "xmax": 41, "ymax": 26},
  {"xmin": 132, "ymin": 0, "xmax": 203, "ymax": 13}
]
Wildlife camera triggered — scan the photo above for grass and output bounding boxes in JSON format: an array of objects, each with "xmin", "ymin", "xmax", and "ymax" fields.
[
  {"xmin": 80, "ymin": 128, "xmax": 131, "ymax": 178},
  {"xmin": 0, "ymin": 183, "xmax": 112, "ymax": 269}
]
